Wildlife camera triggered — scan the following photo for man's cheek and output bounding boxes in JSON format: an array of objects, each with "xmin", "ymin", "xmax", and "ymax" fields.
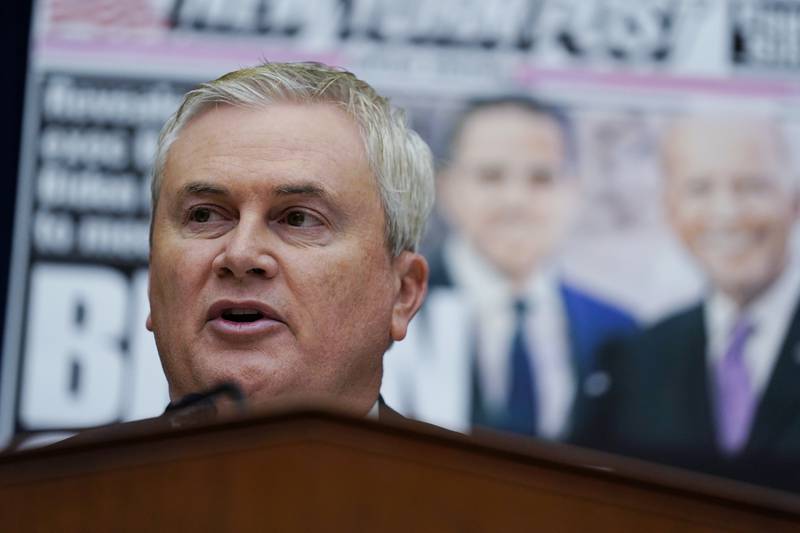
[{"xmin": 331, "ymin": 263, "xmax": 380, "ymax": 314}]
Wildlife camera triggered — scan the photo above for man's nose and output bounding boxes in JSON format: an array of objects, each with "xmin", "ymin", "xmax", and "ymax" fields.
[
  {"xmin": 498, "ymin": 170, "xmax": 537, "ymax": 206},
  {"xmin": 707, "ymin": 185, "xmax": 744, "ymax": 225},
  {"xmin": 211, "ymin": 217, "xmax": 279, "ymax": 279}
]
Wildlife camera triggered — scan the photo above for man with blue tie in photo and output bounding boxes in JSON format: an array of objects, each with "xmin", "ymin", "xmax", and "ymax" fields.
[
  {"xmin": 579, "ymin": 114, "xmax": 800, "ymax": 491},
  {"xmin": 382, "ymin": 97, "xmax": 637, "ymax": 440}
]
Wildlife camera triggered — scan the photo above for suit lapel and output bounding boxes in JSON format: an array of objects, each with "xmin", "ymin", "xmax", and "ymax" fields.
[
  {"xmin": 652, "ymin": 305, "xmax": 716, "ymax": 450},
  {"xmin": 559, "ymin": 285, "xmax": 583, "ymax": 384},
  {"xmin": 559, "ymin": 284, "xmax": 598, "ymax": 381},
  {"xmin": 378, "ymin": 395, "xmax": 408, "ymax": 423},
  {"xmin": 670, "ymin": 305, "xmax": 719, "ymax": 452},
  {"xmin": 559, "ymin": 286, "xmax": 592, "ymax": 439},
  {"xmin": 746, "ymin": 300, "xmax": 800, "ymax": 453}
]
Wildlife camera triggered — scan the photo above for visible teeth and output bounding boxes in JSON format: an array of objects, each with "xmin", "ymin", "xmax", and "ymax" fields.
[
  {"xmin": 701, "ymin": 233, "xmax": 755, "ymax": 254},
  {"xmin": 228, "ymin": 309, "xmax": 260, "ymax": 315}
]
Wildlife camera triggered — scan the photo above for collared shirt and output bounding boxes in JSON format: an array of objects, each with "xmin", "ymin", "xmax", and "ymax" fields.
[
  {"xmin": 705, "ymin": 255, "xmax": 800, "ymax": 400},
  {"xmin": 367, "ymin": 399, "xmax": 379, "ymax": 420},
  {"xmin": 444, "ymin": 237, "xmax": 575, "ymax": 439}
]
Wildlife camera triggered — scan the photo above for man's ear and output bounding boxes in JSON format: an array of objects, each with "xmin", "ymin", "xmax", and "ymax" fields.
[
  {"xmin": 146, "ymin": 312, "xmax": 154, "ymax": 332},
  {"xmin": 390, "ymin": 251, "xmax": 429, "ymax": 341}
]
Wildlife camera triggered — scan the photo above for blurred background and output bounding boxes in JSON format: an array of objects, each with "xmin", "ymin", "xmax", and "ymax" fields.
[{"xmin": 2, "ymin": 0, "xmax": 800, "ymax": 489}]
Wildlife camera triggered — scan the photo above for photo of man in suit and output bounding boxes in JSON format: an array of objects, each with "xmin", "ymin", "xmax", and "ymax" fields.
[
  {"xmin": 382, "ymin": 97, "xmax": 637, "ymax": 440},
  {"xmin": 579, "ymin": 114, "xmax": 800, "ymax": 491}
]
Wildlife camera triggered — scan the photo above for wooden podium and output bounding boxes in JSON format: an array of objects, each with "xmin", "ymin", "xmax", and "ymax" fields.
[{"xmin": 0, "ymin": 409, "xmax": 798, "ymax": 532}]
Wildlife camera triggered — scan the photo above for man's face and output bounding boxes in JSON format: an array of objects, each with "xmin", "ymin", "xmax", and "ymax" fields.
[
  {"xmin": 664, "ymin": 117, "xmax": 798, "ymax": 306},
  {"xmin": 147, "ymin": 102, "xmax": 426, "ymax": 414},
  {"xmin": 439, "ymin": 106, "xmax": 577, "ymax": 286}
]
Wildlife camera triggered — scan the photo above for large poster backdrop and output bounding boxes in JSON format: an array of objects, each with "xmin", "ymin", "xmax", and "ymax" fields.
[{"xmin": 2, "ymin": 0, "xmax": 800, "ymax": 459}]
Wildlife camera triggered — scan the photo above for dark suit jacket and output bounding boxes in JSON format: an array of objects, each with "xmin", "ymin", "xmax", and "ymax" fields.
[
  {"xmin": 576, "ymin": 302, "xmax": 800, "ymax": 492},
  {"xmin": 377, "ymin": 396, "xmax": 407, "ymax": 424}
]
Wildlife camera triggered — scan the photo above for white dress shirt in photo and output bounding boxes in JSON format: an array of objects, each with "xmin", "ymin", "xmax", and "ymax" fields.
[
  {"xmin": 705, "ymin": 254, "xmax": 800, "ymax": 402},
  {"xmin": 445, "ymin": 237, "xmax": 576, "ymax": 439}
]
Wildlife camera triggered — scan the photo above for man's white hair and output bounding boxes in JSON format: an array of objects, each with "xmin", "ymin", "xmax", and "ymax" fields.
[{"xmin": 152, "ymin": 62, "xmax": 435, "ymax": 255}]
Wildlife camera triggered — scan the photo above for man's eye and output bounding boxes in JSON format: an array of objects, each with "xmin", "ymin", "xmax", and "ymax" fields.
[
  {"xmin": 188, "ymin": 207, "xmax": 217, "ymax": 223},
  {"xmin": 282, "ymin": 210, "xmax": 322, "ymax": 228},
  {"xmin": 685, "ymin": 178, "xmax": 712, "ymax": 198},
  {"xmin": 736, "ymin": 176, "xmax": 772, "ymax": 196},
  {"xmin": 529, "ymin": 169, "xmax": 555, "ymax": 186},
  {"xmin": 476, "ymin": 167, "xmax": 504, "ymax": 184}
]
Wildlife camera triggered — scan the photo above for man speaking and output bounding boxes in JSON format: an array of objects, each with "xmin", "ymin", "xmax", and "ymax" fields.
[{"xmin": 145, "ymin": 62, "xmax": 433, "ymax": 418}]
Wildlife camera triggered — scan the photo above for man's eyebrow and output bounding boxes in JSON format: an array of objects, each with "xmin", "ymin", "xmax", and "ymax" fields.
[
  {"xmin": 178, "ymin": 182, "xmax": 230, "ymax": 198},
  {"xmin": 175, "ymin": 181, "xmax": 334, "ymax": 203},
  {"xmin": 273, "ymin": 182, "xmax": 331, "ymax": 200}
]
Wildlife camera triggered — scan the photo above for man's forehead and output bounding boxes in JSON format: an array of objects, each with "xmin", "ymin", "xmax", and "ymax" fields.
[
  {"xmin": 174, "ymin": 103, "xmax": 363, "ymax": 159},
  {"xmin": 453, "ymin": 108, "xmax": 564, "ymax": 160},
  {"xmin": 666, "ymin": 117, "xmax": 783, "ymax": 158},
  {"xmin": 664, "ymin": 116, "xmax": 790, "ymax": 180},
  {"xmin": 161, "ymin": 102, "xmax": 375, "ymax": 200},
  {"xmin": 461, "ymin": 107, "xmax": 561, "ymax": 139}
]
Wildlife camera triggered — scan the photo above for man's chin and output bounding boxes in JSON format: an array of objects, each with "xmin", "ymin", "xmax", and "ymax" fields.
[
  {"xmin": 487, "ymin": 254, "xmax": 542, "ymax": 282},
  {"xmin": 712, "ymin": 272, "xmax": 778, "ymax": 306}
]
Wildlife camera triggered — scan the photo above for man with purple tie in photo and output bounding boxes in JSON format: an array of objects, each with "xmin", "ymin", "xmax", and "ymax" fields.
[{"xmin": 578, "ymin": 114, "xmax": 800, "ymax": 492}]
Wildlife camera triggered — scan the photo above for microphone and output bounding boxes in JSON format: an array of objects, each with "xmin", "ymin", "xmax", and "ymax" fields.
[{"xmin": 164, "ymin": 382, "xmax": 247, "ymax": 427}]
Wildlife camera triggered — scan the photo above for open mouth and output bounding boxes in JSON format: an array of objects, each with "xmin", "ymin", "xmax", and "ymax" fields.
[
  {"xmin": 206, "ymin": 300, "xmax": 285, "ymax": 336},
  {"xmin": 221, "ymin": 309, "xmax": 265, "ymax": 323}
]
